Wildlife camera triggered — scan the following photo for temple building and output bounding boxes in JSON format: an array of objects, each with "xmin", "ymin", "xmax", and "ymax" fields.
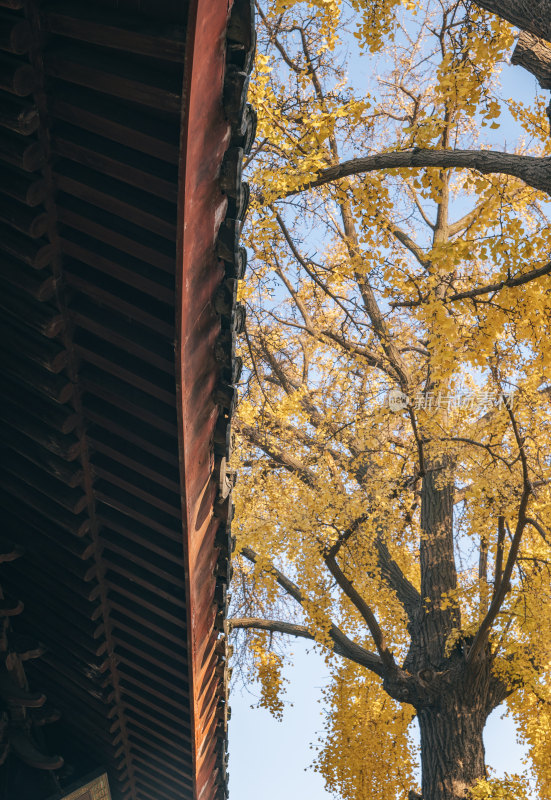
[{"xmin": 0, "ymin": 1, "xmax": 255, "ymax": 798}]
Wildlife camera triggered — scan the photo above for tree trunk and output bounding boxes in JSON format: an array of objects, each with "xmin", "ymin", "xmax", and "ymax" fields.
[
  {"xmin": 418, "ymin": 463, "xmax": 460, "ymax": 667},
  {"xmin": 512, "ymin": 31, "xmax": 551, "ymax": 89},
  {"xmin": 418, "ymin": 700, "xmax": 487, "ymax": 800},
  {"xmin": 472, "ymin": 0, "xmax": 551, "ymax": 44}
]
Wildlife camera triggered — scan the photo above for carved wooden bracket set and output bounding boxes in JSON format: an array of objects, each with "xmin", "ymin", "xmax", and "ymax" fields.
[
  {"xmin": 210, "ymin": 0, "xmax": 257, "ymax": 785},
  {"xmin": 0, "ymin": 544, "xmax": 63, "ymax": 776}
]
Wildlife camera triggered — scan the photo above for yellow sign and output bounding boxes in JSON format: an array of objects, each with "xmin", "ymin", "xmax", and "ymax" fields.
[{"xmin": 58, "ymin": 773, "xmax": 111, "ymax": 800}]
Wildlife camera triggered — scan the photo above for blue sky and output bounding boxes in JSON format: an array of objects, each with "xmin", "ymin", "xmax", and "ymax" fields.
[{"xmin": 228, "ymin": 6, "xmax": 545, "ymax": 798}]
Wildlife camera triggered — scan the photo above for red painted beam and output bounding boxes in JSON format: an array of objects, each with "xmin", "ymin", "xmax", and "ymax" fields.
[{"xmin": 176, "ymin": 1, "xmax": 232, "ymax": 799}]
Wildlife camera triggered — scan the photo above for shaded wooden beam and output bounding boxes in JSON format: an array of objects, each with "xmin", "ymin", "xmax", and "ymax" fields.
[
  {"xmin": 76, "ymin": 338, "xmax": 176, "ymax": 408},
  {"xmin": 58, "ymin": 197, "xmax": 175, "ymax": 273},
  {"xmin": 0, "ymin": 163, "xmax": 47, "ymax": 205},
  {"xmin": 81, "ymin": 365, "xmax": 178, "ymax": 436},
  {"xmin": 44, "ymin": 3, "xmax": 186, "ymax": 62},
  {"xmin": 0, "ymin": 91, "xmax": 39, "ymax": 134},
  {"xmin": 0, "ymin": 51, "xmax": 34, "ymax": 95},
  {"xmin": 0, "ymin": 317, "xmax": 67, "ymax": 371},
  {"xmin": 0, "ymin": 469, "xmax": 89, "ymax": 536},
  {"xmin": 44, "ymin": 44, "xmax": 182, "ymax": 113},
  {"xmin": 50, "ymin": 83, "xmax": 180, "ymax": 163},
  {"xmin": 63, "ymin": 260, "xmax": 174, "ymax": 337},
  {"xmin": 70, "ymin": 295, "xmax": 175, "ymax": 373},
  {"xmin": 0, "ymin": 492, "xmax": 94, "ymax": 559},
  {"xmin": 0, "ymin": 286, "xmax": 63, "ymax": 337},
  {"xmin": 0, "ymin": 12, "xmax": 31, "ymax": 55},
  {"xmin": 111, "ymin": 620, "xmax": 188, "ymax": 673},
  {"xmin": 0, "ymin": 224, "xmax": 54, "ymax": 267},
  {"xmin": 53, "ymin": 123, "xmax": 178, "ymax": 202},
  {"xmin": 0, "ymin": 432, "xmax": 83, "ymax": 487},
  {"xmin": 88, "ymin": 428, "xmax": 180, "ymax": 494},
  {"xmin": 54, "ymin": 160, "xmax": 177, "ymax": 240},
  {"xmin": 61, "ymin": 231, "xmax": 175, "ymax": 304},
  {"xmin": 86, "ymin": 404, "xmax": 179, "ymax": 470},
  {"xmin": 0, "ymin": 452, "xmax": 87, "ymax": 513},
  {"xmin": 94, "ymin": 457, "xmax": 181, "ymax": 519}
]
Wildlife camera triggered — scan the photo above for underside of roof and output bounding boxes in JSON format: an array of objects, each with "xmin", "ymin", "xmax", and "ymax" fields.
[{"xmin": 0, "ymin": 1, "xmax": 255, "ymax": 798}]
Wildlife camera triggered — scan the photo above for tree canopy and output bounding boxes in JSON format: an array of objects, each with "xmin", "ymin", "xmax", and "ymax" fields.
[{"xmin": 229, "ymin": 2, "xmax": 551, "ymax": 799}]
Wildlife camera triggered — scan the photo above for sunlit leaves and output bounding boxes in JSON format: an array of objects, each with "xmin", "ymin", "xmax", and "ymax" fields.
[
  {"xmin": 232, "ymin": 0, "xmax": 551, "ymax": 797},
  {"xmin": 314, "ymin": 661, "xmax": 418, "ymax": 800}
]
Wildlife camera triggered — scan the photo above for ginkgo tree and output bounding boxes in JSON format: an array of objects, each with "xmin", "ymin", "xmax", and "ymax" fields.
[{"xmin": 227, "ymin": 2, "xmax": 551, "ymax": 799}]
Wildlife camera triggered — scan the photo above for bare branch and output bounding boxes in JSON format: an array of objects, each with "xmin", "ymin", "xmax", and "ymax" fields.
[
  {"xmin": 239, "ymin": 422, "xmax": 318, "ymax": 487},
  {"xmin": 404, "ymin": 178, "xmax": 435, "ymax": 230},
  {"xmin": 454, "ymin": 484, "xmax": 472, "ymax": 505},
  {"xmin": 447, "ymin": 260, "xmax": 551, "ymax": 302},
  {"xmin": 391, "ymin": 259, "xmax": 551, "ymax": 307},
  {"xmin": 479, "ymin": 534, "xmax": 489, "ymax": 613},
  {"xmin": 374, "ymin": 533, "xmax": 422, "ymax": 620},
  {"xmin": 283, "ymin": 149, "xmax": 551, "ymax": 198},
  {"xmin": 468, "ymin": 403, "xmax": 532, "ymax": 663},
  {"xmin": 256, "ymin": 3, "xmax": 303, "ymax": 75},
  {"xmin": 471, "ymin": 1, "xmax": 551, "ymax": 45},
  {"xmin": 512, "ymin": 31, "xmax": 551, "ymax": 89},
  {"xmin": 273, "ymin": 209, "xmax": 354, "ymax": 320},
  {"xmin": 447, "ymin": 199, "xmax": 489, "ymax": 238},
  {"xmin": 525, "ymin": 517, "xmax": 551, "ymax": 546},
  {"xmin": 323, "ymin": 551, "xmax": 396, "ymax": 670},
  {"xmin": 446, "ymin": 436, "xmax": 516, "ymax": 468},
  {"xmin": 238, "ymin": 548, "xmax": 385, "ymax": 675},
  {"xmin": 274, "ymin": 261, "xmax": 315, "ymax": 331},
  {"xmin": 319, "ymin": 329, "xmax": 401, "ymax": 377},
  {"xmin": 241, "ymin": 546, "xmax": 305, "ymax": 604},
  {"xmin": 326, "ymin": 514, "xmax": 369, "ymax": 560},
  {"xmin": 388, "ymin": 222, "xmax": 431, "ymax": 269},
  {"xmin": 257, "ymin": 332, "xmax": 297, "ymax": 395},
  {"xmin": 492, "ymin": 516, "xmax": 506, "ymax": 601},
  {"xmin": 229, "ymin": 617, "xmax": 316, "ymax": 639},
  {"xmin": 229, "ymin": 617, "xmax": 384, "ymax": 673}
]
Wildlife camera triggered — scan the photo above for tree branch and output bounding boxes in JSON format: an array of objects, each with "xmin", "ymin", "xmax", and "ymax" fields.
[
  {"xmin": 319, "ymin": 329, "xmax": 401, "ymax": 378},
  {"xmin": 374, "ymin": 533, "xmax": 422, "ymax": 621},
  {"xmin": 454, "ymin": 484, "xmax": 472, "ymax": 505},
  {"xmin": 467, "ymin": 404, "xmax": 532, "ymax": 663},
  {"xmin": 326, "ymin": 514, "xmax": 369, "ymax": 560},
  {"xmin": 257, "ymin": 332, "xmax": 297, "ymax": 396},
  {"xmin": 274, "ymin": 261, "xmax": 315, "ymax": 332},
  {"xmin": 525, "ymin": 516, "xmax": 551, "ymax": 546},
  {"xmin": 256, "ymin": 3, "xmax": 303, "ymax": 75},
  {"xmin": 241, "ymin": 546, "xmax": 304, "ymax": 604},
  {"xmin": 229, "ymin": 617, "xmax": 385, "ymax": 673},
  {"xmin": 511, "ymin": 31, "xmax": 551, "ymax": 89},
  {"xmin": 492, "ymin": 515, "xmax": 506, "ymax": 601},
  {"xmin": 323, "ymin": 551, "xmax": 396, "ymax": 670},
  {"xmin": 284, "ymin": 149, "xmax": 551, "ymax": 198},
  {"xmin": 471, "ymin": 0, "xmax": 551, "ymax": 45},
  {"xmin": 388, "ymin": 222, "xmax": 431, "ymax": 270},
  {"xmin": 404, "ymin": 178, "xmax": 435, "ymax": 230},
  {"xmin": 229, "ymin": 617, "xmax": 315, "ymax": 639},
  {"xmin": 239, "ymin": 548, "xmax": 385, "ymax": 675},
  {"xmin": 447, "ymin": 260, "xmax": 551, "ymax": 301},
  {"xmin": 273, "ymin": 209, "xmax": 355, "ymax": 322},
  {"xmin": 447, "ymin": 198, "xmax": 489, "ymax": 238},
  {"xmin": 391, "ymin": 259, "xmax": 551, "ymax": 307},
  {"xmin": 239, "ymin": 423, "xmax": 318, "ymax": 487}
]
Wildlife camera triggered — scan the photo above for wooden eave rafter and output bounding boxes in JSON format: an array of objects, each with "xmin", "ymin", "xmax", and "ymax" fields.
[{"xmin": 0, "ymin": 0, "xmax": 256, "ymax": 799}]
